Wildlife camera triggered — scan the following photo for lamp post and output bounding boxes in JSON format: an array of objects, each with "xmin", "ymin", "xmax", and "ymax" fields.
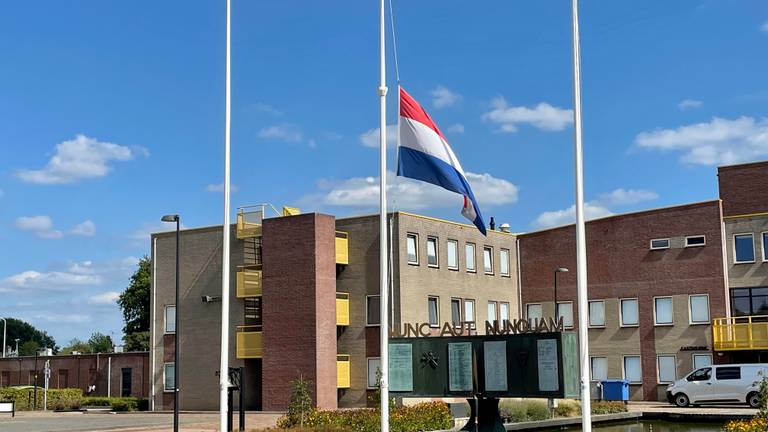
[
  {"xmin": 1, "ymin": 317, "xmax": 6, "ymax": 358},
  {"xmin": 161, "ymin": 214, "xmax": 180, "ymax": 432},
  {"xmin": 554, "ymin": 268, "xmax": 569, "ymax": 321},
  {"xmin": 14, "ymin": 338, "xmax": 19, "ymax": 357}
]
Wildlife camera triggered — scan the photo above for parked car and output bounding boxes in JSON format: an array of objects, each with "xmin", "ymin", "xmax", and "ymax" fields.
[{"xmin": 666, "ymin": 363, "xmax": 768, "ymax": 408}]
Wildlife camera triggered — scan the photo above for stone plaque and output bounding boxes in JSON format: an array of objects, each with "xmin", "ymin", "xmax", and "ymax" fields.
[
  {"xmin": 389, "ymin": 343, "xmax": 413, "ymax": 392},
  {"xmin": 448, "ymin": 342, "xmax": 473, "ymax": 392},
  {"xmin": 537, "ymin": 339, "xmax": 559, "ymax": 392},
  {"xmin": 483, "ymin": 341, "xmax": 508, "ymax": 392}
]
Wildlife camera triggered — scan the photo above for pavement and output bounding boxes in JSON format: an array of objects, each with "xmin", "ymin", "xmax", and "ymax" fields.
[{"xmin": 625, "ymin": 401, "xmax": 757, "ymax": 418}]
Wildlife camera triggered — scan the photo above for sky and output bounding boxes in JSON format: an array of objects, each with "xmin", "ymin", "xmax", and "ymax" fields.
[{"xmin": 0, "ymin": 1, "xmax": 767, "ymax": 347}]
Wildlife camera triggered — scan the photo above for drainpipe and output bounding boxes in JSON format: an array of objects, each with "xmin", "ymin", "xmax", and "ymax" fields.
[{"xmin": 107, "ymin": 356, "xmax": 112, "ymax": 397}]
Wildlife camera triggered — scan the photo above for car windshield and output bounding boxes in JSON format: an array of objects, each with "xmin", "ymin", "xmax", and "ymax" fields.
[{"xmin": 686, "ymin": 367, "xmax": 711, "ymax": 382}]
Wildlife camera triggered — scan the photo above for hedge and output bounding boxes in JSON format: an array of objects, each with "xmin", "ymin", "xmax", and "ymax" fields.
[
  {"xmin": 499, "ymin": 399, "xmax": 627, "ymax": 423},
  {"xmin": 0, "ymin": 388, "xmax": 82, "ymax": 411},
  {"xmin": 81, "ymin": 396, "xmax": 148, "ymax": 411}
]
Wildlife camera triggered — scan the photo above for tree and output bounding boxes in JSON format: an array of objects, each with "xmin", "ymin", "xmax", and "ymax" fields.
[
  {"xmin": 118, "ymin": 256, "xmax": 150, "ymax": 351},
  {"xmin": 4, "ymin": 318, "xmax": 58, "ymax": 355},
  {"xmin": 88, "ymin": 332, "xmax": 114, "ymax": 353},
  {"xmin": 60, "ymin": 338, "xmax": 91, "ymax": 355},
  {"xmin": 286, "ymin": 375, "xmax": 314, "ymax": 427},
  {"xmin": 19, "ymin": 340, "xmax": 41, "ymax": 356}
]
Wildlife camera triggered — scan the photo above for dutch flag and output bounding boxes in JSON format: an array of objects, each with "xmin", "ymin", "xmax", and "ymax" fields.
[{"xmin": 396, "ymin": 87, "xmax": 487, "ymax": 235}]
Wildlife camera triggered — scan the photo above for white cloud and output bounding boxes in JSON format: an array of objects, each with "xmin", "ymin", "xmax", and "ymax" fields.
[
  {"xmin": 431, "ymin": 86, "xmax": 461, "ymax": 109},
  {"xmin": 206, "ymin": 183, "xmax": 239, "ymax": 193},
  {"xmin": 678, "ymin": 99, "xmax": 703, "ymax": 110},
  {"xmin": 483, "ymin": 97, "xmax": 573, "ymax": 132},
  {"xmin": 68, "ymin": 261, "xmax": 95, "ymax": 275},
  {"xmin": 359, "ymin": 125, "xmax": 398, "ymax": 148},
  {"xmin": 15, "ymin": 215, "xmax": 63, "ymax": 239},
  {"xmin": 315, "ymin": 171, "xmax": 518, "ymax": 211},
  {"xmin": 37, "ymin": 314, "xmax": 91, "ymax": 323},
  {"xmin": 70, "ymin": 220, "xmax": 96, "ymax": 237},
  {"xmin": 533, "ymin": 202, "xmax": 613, "ymax": 229},
  {"xmin": 258, "ymin": 124, "xmax": 303, "ymax": 143},
  {"xmin": 597, "ymin": 188, "xmax": 658, "ymax": 206},
  {"xmin": 16, "ymin": 134, "xmax": 147, "ymax": 184},
  {"xmin": 253, "ymin": 102, "xmax": 283, "ymax": 116},
  {"xmin": 0, "ymin": 269, "xmax": 103, "ymax": 292},
  {"xmin": 635, "ymin": 116, "xmax": 768, "ymax": 165},
  {"xmin": 446, "ymin": 124, "xmax": 465, "ymax": 134},
  {"xmin": 88, "ymin": 291, "xmax": 120, "ymax": 305}
]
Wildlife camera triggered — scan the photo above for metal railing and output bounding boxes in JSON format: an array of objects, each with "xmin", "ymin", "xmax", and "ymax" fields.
[
  {"xmin": 335, "ymin": 231, "xmax": 349, "ymax": 265},
  {"xmin": 336, "ymin": 293, "xmax": 350, "ymax": 326},
  {"xmin": 236, "ymin": 325, "xmax": 263, "ymax": 359},
  {"xmin": 713, "ymin": 315, "xmax": 768, "ymax": 351},
  {"xmin": 337, "ymin": 354, "xmax": 351, "ymax": 389},
  {"xmin": 236, "ymin": 268, "xmax": 262, "ymax": 298}
]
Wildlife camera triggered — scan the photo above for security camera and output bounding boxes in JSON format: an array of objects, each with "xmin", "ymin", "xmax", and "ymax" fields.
[{"xmin": 202, "ymin": 295, "xmax": 221, "ymax": 303}]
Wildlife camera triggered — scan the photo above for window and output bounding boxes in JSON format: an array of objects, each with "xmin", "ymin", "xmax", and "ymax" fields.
[
  {"xmin": 367, "ymin": 358, "xmax": 381, "ymax": 389},
  {"xmin": 590, "ymin": 357, "xmax": 608, "ymax": 382},
  {"xmin": 244, "ymin": 297, "xmax": 262, "ymax": 327},
  {"xmin": 447, "ymin": 240, "xmax": 459, "ymax": 270},
  {"xmin": 464, "ymin": 299, "xmax": 476, "ymax": 327},
  {"xmin": 557, "ymin": 302, "xmax": 574, "ymax": 328},
  {"xmin": 693, "ymin": 354, "xmax": 712, "ymax": 370},
  {"xmin": 527, "ymin": 304, "xmax": 543, "ymax": 320},
  {"xmin": 734, "ymin": 233, "xmax": 756, "ymax": 263},
  {"xmin": 685, "ymin": 235, "xmax": 706, "ymax": 247},
  {"xmin": 499, "ymin": 302, "xmax": 510, "ymax": 324},
  {"xmin": 428, "ymin": 297, "xmax": 439, "ymax": 327},
  {"xmin": 483, "ymin": 247, "xmax": 493, "ymax": 274},
  {"xmin": 366, "ymin": 295, "xmax": 380, "ymax": 326},
  {"xmin": 716, "ymin": 367, "xmax": 741, "ymax": 380},
  {"xmin": 488, "ymin": 301, "xmax": 497, "ymax": 323},
  {"xmin": 657, "ymin": 355, "xmax": 676, "ymax": 384},
  {"xmin": 654, "ymin": 297, "xmax": 673, "ymax": 326},
  {"xmin": 650, "ymin": 238, "xmax": 670, "ymax": 250},
  {"xmin": 427, "ymin": 237, "xmax": 438, "ymax": 267},
  {"xmin": 687, "ymin": 367, "xmax": 711, "ymax": 382},
  {"xmin": 620, "ymin": 299, "xmax": 639, "ymax": 327},
  {"xmin": 763, "ymin": 233, "xmax": 768, "ymax": 262},
  {"xmin": 163, "ymin": 363, "xmax": 175, "ymax": 391},
  {"xmin": 406, "ymin": 233, "xmax": 418, "ymax": 264},
  {"xmin": 689, "ymin": 295, "xmax": 710, "ymax": 324},
  {"xmin": 121, "ymin": 368, "xmax": 132, "ymax": 397},
  {"xmin": 588, "ymin": 301, "xmax": 605, "ymax": 327},
  {"xmin": 500, "ymin": 249, "xmax": 510, "ymax": 276},
  {"xmin": 164, "ymin": 305, "xmax": 176, "ymax": 333},
  {"xmin": 451, "ymin": 298, "xmax": 462, "ymax": 327},
  {"xmin": 465, "ymin": 243, "xmax": 476, "ymax": 272},
  {"xmin": 623, "ymin": 356, "xmax": 642, "ymax": 383},
  {"xmin": 731, "ymin": 287, "xmax": 768, "ymax": 316}
]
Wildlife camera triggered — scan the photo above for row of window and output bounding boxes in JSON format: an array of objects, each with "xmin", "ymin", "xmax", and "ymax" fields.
[
  {"xmin": 649, "ymin": 235, "xmax": 706, "ymax": 250},
  {"xmin": 526, "ymin": 295, "xmax": 710, "ymax": 328},
  {"xmin": 734, "ymin": 232, "xmax": 768, "ymax": 264},
  {"xmin": 731, "ymin": 287, "xmax": 768, "ymax": 316},
  {"xmin": 591, "ymin": 353, "xmax": 712, "ymax": 384},
  {"xmin": 406, "ymin": 233, "xmax": 510, "ymax": 276},
  {"xmin": 365, "ymin": 295, "xmax": 510, "ymax": 327}
]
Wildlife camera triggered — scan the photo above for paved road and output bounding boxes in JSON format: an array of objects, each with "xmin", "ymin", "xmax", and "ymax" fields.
[{"xmin": 0, "ymin": 412, "xmax": 282, "ymax": 432}]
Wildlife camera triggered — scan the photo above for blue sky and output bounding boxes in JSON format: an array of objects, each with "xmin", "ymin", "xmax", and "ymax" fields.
[{"xmin": 1, "ymin": 1, "xmax": 767, "ymax": 346}]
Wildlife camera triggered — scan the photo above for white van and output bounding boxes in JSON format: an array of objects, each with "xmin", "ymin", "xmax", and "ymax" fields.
[{"xmin": 666, "ymin": 363, "xmax": 768, "ymax": 408}]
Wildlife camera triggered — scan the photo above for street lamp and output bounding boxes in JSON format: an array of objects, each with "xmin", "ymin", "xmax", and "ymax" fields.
[
  {"xmin": 554, "ymin": 268, "xmax": 569, "ymax": 320},
  {"xmin": 161, "ymin": 214, "xmax": 180, "ymax": 432}
]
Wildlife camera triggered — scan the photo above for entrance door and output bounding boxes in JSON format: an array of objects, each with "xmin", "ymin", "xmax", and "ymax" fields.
[
  {"xmin": 685, "ymin": 367, "xmax": 713, "ymax": 403},
  {"xmin": 121, "ymin": 368, "xmax": 132, "ymax": 397}
]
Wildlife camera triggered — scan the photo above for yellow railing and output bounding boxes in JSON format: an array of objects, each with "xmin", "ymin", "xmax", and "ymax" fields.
[
  {"xmin": 336, "ymin": 293, "xmax": 350, "ymax": 326},
  {"xmin": 237, "ymin": 269, "xmax": 262, "ymax": 298},
  {"xmin": 337, "ymin": 354, "xmax": 351, "ymax": 389},
  {"xmin": 237, "ymin": 211, "xmax": 262, "ymax": 239},
  {"xmin": 336, "ymin": 231, "xmax": 349, "ymax": 265},
  {"xmin": 713, "ymin": 316, "xmax": 768, "ymax": 351},
  {"xmin": 236, "ymin": 326, "xmax": 263, "ymax": 358}
]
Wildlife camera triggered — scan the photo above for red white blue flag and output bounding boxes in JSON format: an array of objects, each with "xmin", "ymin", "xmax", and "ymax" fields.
[{"xmin": 396, "ymin": 87, "xmax": 487, "ymax": 235}]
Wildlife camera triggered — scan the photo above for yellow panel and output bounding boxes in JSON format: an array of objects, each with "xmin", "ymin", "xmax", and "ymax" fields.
[
  {"xmin": 236, "ymin": 213, "xmax": 263, "ymax": 239},
  {"xmin": 335, "ymin": 231, "xmax": 349, "ymax": 265},
  {"xmin": 236, "ymin": 328, "xmax": 263, "ymax": 359},
  {"xmin": 282, "ymin": 206, "xmax": 301, "ymax": 216},
  {"xmin": 336, "ymin": 293, "xmax": 350, "ymax": 326},
  {"xmin": 237, "ymin": 270, "xmax": 262, "ymax": 298},
  {"xmin": 337, "ymin": 355, "xmax": 351, "ymax": 389},
  {"xmin": 713, "ymin": 316, "xmax": 768, "ymax": 351}
]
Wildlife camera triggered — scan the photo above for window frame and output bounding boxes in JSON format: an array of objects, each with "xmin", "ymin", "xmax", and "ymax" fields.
[
  {"xmin": 622, "ymin": 355, "xmax": 642, "ymax": 384},
  {"xmin": 499, "ymin": 248, "xmax": 510, "ymax": 277},
  {"xmin": 447, "ymin": 239, "xmax": 459, "ymax": 270},
  {"xmin": 653, "ymin": 296, "xmax": 674, "ymax": 326},
  {"xmin": 734, "ymin": 233, "xmax": 756, "ymax": 264},
  {"xmin": 426, "ymin": 236, "xmax": 439, "ymax": 268},
  {"xmin": 450, "ymin": 297, "xmax": 462, "ymax": 327},
  {"xmin": 406, "ymin": 233, "xmax": 419, "ymax": 265},
  {"xmin": 588, "ymin": 300, "xmax": 606, "ymax": 328},
  {"xmin": 590, "ymin": 356, "xmax": 608, "ymax": 382},
  {"xmin": 556, "ymin": 301, "xmax": 574, "ymax": 329},
  {"xmin": 619, "ymin": 298, "xmax": 640, "ymax": 327},
  {"xmin": 163, "ymin": 362, "xmax": 175, "ymax": 392},
  {"xmin": 483, "ymin": 246, "xmax": 494, "ymax": 275},
  {"xmin": 499, "ymin": 302, "xmax": 510, "ymax": 325},
  {"xmin": 526, "ymin": 303, "xmax": 543, "ymax": 321},
  {"xmin": 487, "ymin": 301, "xmax": 498, "ymax": 323},
  {"xmin": 692, "ymin": 353, "xmax": 713, "ymax": 370},
  {"xmin": 465, "ymin": 243, "xmax": 476, "ymax": 273},
  {"xmin": 762, "ymin": 232, "xmax": 768, "ymax": 263},
  {"xmin": 427, "ymin": 296, "xmax": 440, "ymax": 328},
  {"xmin": 689, "ymin": 294, "xmax": 710, "ymax": 325},
  {"xmin": 657, "ymin": 354, "xmax": 677, "ymax": 384},
  {"xmin": 464, "ymin": 299, "xmax": 476, "ymax": 329},
  {"xmin": 366, "ymin": 357, "xmax": 381, "ymax": 389},
  {"xmin": 164, "ymin": 304, "xmax": 176, "ymax": 334},
  {"xmin": 366, "ymin": 295, "xmax": 381, "ymax": 327},
  {"xmin": 684, "ymin": 235, "xmax": 706, "ymax": 248},
  {"xmin": 650, "ymin": 238, "xmax": 670, "ymax": 250}
]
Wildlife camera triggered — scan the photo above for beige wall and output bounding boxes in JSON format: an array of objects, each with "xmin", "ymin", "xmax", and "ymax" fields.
[{"xmin": 724, "ymin": 216, "xmax": 768, "ymax": 290}]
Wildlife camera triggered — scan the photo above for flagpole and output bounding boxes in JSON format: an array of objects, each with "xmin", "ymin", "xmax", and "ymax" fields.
[
  {"xmin": 570, "ymin": 0, "xmax": 592, "ymax": 430},
  {"xmin": 219, "ymin": 0, "xmax": 232, "ymax": 430},
  {"xmin": 378, "ymin": 0, "xmax": 390, "ymax": 429}
]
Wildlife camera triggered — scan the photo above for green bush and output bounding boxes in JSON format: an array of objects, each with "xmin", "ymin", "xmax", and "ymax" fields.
[
  {"xmin": 0, "ymin": 388, "xmax": 82, "ymax": 411},
  {"xmin": 278, "ymin": 402, "xmax": 451, "ymax": 432},
  {"xmin": 110, "ymin": 398, "xmax": 137, "ymax": 412},
  {"xmin": 81, "ymin": 396, "xmax": 146, "ymax": 411},
  {"xmin": 554, "ymin": 400, "xmax": 580, "ymax": 417},
  {"xmin": 590, "ymin": 401, "xmax": 627, "ymax": 415},
  {"xmin": 499, "ymin": 399, "xmax": 550, "ymax": 423},
  {"xmin": 81, "ymin": 396, "xmax": 113, "ymax": 407}
]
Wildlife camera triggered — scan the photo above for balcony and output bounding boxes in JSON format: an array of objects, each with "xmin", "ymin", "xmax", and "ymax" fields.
[
  {"xmin": 237, "ymin": 268, "xmax": 262, "ymax": 298},
  {"xmin": 237, "ymin": 209, "xmax": 263, "ymax": 239},
  {"xmin": 236, "ymin": 326, "xmax": 263, "ymax": 359},
  {"xmin": 337, "ymin": 354, "xmax": 350, "ymax": 389},
  {"xmin": 713, "ymin": 316, "xmax": 768, "ymax": 351},
  {"xmin": 335, "ymin": 231, "xmax": 349, "ymax": 265},
  {"xmin": 336, "ymin": 293, "xmax": 350, "ymax": 326}
]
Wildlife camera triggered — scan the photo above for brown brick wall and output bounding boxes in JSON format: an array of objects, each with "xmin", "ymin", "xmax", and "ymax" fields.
[{"xmin": 718, "ymin": 161, "xmax": 768, "ymax": 217}]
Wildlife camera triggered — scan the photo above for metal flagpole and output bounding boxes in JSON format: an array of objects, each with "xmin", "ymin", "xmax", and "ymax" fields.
[
  {"xmin": 220, "ymin": 0, "xmax": 233, "ymax": 430},
  {"xmin": 378, "ymin": 0, "xmax": 390, "ymax": 429},
  {"xmin": 570, "ymin": 0, "xmax": 592, "ymax": 430}
]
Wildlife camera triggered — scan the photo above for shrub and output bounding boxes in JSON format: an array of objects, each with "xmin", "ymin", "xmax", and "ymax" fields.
[
  {"xmin": 81, "ymin": 396, "xmax": 145, "ymax": 412},
  {"xmin": 723, "ymin": 417, "xmax": 768, "ymax": 432},
  {"xmin": 0, "ymin": 387, "xmax": 82, "ymax": 411},
  {"xmin": 278, "ymin": 376, "xmax": 314, "ymax": 428},
  {"xmin": 81, "ymin": 397, "xmax": 113, "ymax": 407},
  {"xmin": 110, "ymin": 398, "xmax": 138, "ymax": 412},
  {"xmin": 554, "ymin": 400, "xmax": 580, "ymax": 417},
  {"xmin": 499, "ymin": 399, "xmax": 550, "ymax": 423},
  {"xmin": 278, "ymin": 401, "xmax": 451, "ymax": 432},
  {"xmin": 590, "ymin": 401, "xmax": 627, "ymax": 415}
]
